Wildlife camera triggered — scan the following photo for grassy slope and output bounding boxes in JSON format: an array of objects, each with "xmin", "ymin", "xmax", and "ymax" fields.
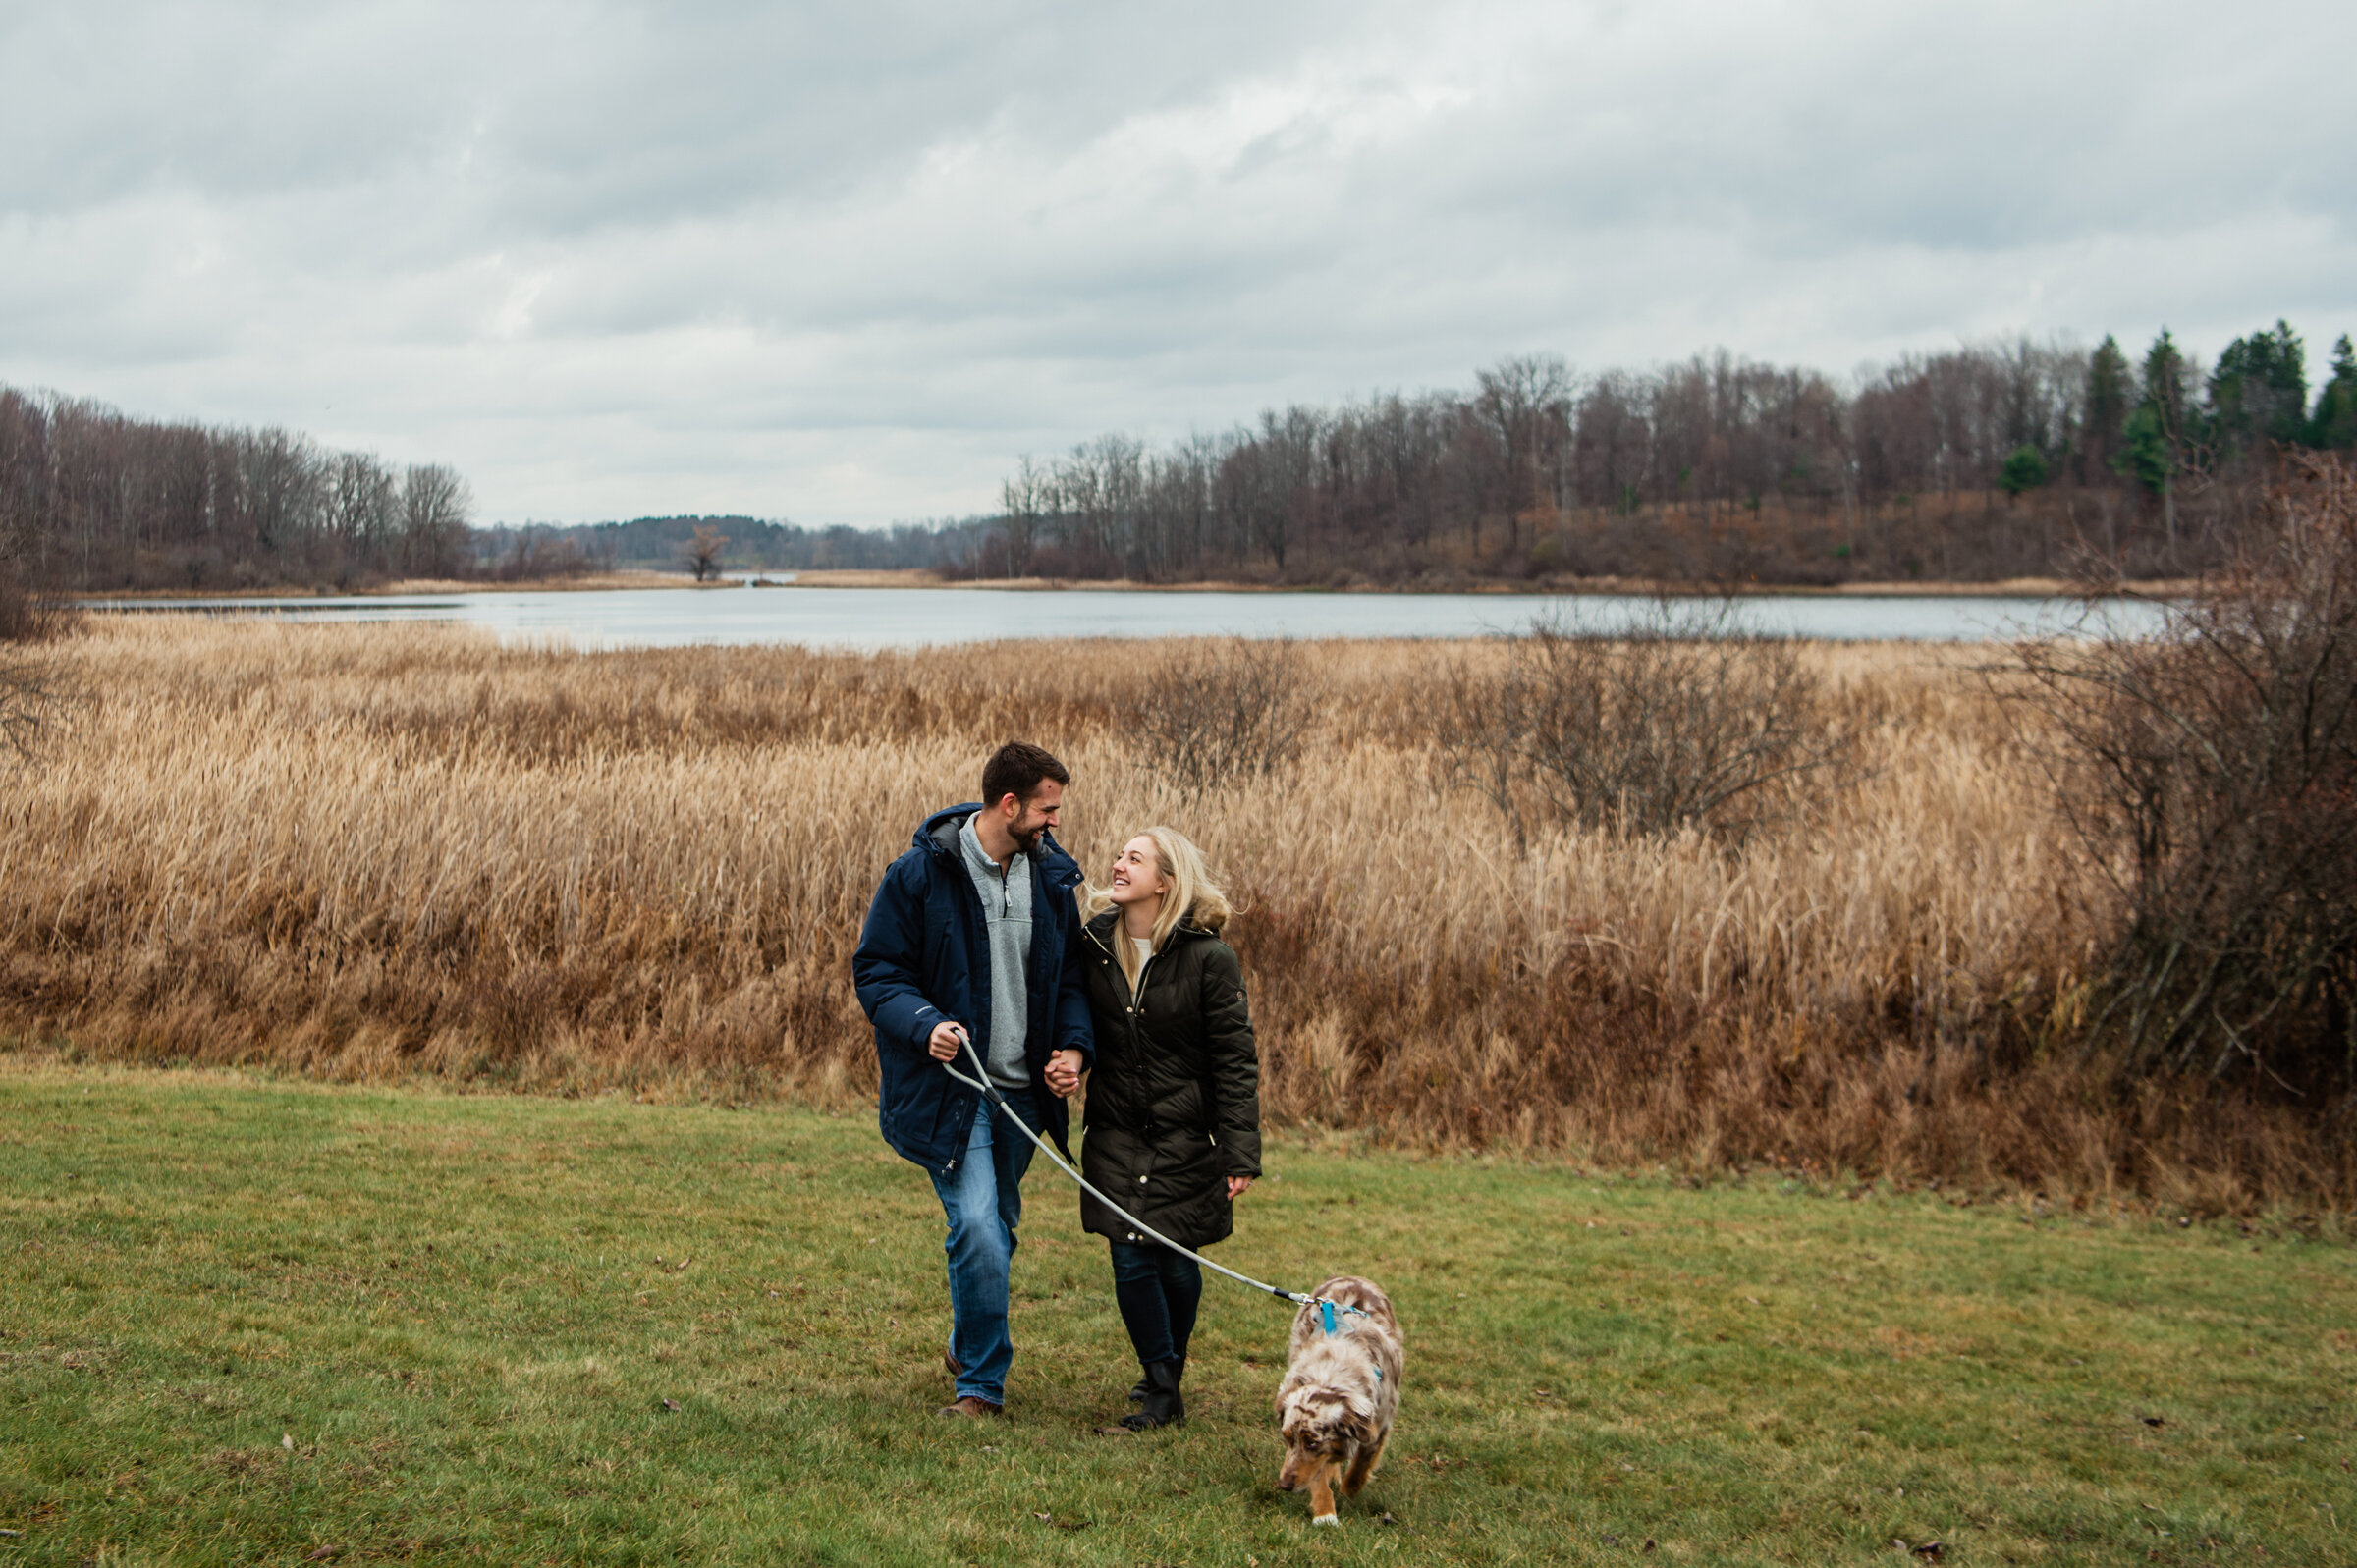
[{"xmin": 1, "ymin": 1062, "xmax": 2350, "ymax": 1567}]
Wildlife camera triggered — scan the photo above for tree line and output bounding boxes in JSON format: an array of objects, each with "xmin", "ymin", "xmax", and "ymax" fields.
[
  {"xmin": 474, "ymin": 514, "xmax": 989, "ymax": 579},
  {"xmin": 10, "ymin": 322, "xmax": 2354, "ymax": 594},
  {"xmin": 980, "ymin": 325, "xmax": 2357, "ymax": 585},
  {"xmin": 0, "ymin": 387, "xmax": 473, "ymax": 591}
]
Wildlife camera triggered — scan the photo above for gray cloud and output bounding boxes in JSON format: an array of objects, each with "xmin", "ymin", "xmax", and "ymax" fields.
[{"xmin": 3, "ymin": 0, "xmax": 2350, "ymax": 524}]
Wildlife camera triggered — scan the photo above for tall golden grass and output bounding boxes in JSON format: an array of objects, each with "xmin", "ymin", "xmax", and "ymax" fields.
[{"xmin": 1, "ymin": 616, "xmax": 2342, "ymax": 1207}]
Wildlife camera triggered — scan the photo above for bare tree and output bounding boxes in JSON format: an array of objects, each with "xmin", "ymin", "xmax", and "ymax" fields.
[
  {"xmin": 1474, "ymin": 354, "xmax": 1573, "ymax": 553},
  {"xmin": 683, "ymin": 523, "xmax": 730, "ymax": 582},
  {"xmin": 399, "ymin": 463, "xmax": 473, "ymax": 577}
]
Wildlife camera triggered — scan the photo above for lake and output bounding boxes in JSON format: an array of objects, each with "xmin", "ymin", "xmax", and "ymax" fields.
[{"xmin": 83, "ymin": 586, "xmax": 2168, "ymax": 649}]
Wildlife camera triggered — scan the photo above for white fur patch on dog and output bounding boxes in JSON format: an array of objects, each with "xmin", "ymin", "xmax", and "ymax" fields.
[{"xmin": 1313, "ymin": 1514, "xmax": 1340, "ymax": 1527}]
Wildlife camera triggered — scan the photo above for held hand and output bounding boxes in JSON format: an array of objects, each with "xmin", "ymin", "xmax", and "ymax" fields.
[
  {"xmin": 1227, "ymin": 1175, "xmax": 1256, "ymax": 1201},
  {"xmin": 927, "ymin": 1022, "xmax": 967, "ymax": 1062},
  {"xmin": 1044, "ymin": 1049, "xmax": 1084, "ymax": 1098}
]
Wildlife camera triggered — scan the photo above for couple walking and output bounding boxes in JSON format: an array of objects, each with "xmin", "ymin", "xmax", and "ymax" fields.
[{"xmin": 851, "ymin": 741, "xmax": 1260, "ymax": 1429}]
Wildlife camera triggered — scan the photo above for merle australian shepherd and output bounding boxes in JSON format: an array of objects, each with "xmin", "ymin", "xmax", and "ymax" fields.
[{"xmin": 1273, "ymin": 1275, "xmax": 1404, "ymax": 1525}]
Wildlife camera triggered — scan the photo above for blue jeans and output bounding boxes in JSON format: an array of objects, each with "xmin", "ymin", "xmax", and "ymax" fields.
[
  {"xmin": 927, "ymin": 1090, "xmax": 1038, "ymax": 1405},
  {"xmin": 1110, "ymin": 1240, "xmax": 1202, "ymax": 1368}
]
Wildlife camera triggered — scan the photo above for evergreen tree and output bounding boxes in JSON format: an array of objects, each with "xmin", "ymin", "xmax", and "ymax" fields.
[
  {"xmin": 2119, "ymin": 329, "xmax": 2196, "ymax": 546},
  {"xmin": 2115, "ymin": 330, "xmax": 2191, "ymax": 490},
  {"xmin": 2000, "ymin": 445, "xmax": 2049, "ymax": 498},
  {"xmin": 2082, "ymin": 334, "xmax": 2131, "ymax": 484},
  {"xmin": 2312, "ymin": 334, "xmax": 2357, "ymax": 451},
  {"xmin": 2208, "ymin": 319, "xmax": 2307, "ymax": 455},
  {"xmin": 2118, "ymin": 402, "xmax": 2171, "ymax": 493}
]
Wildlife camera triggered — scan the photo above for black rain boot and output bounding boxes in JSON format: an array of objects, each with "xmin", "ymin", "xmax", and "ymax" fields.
[
  {"xmin": 1126, "ymin": 1353, "xmax": 1182, "ymax": 1404},
  {"xmin": 1120, "ymin": 1359, "xmax": 1184, "ymax": 1430}
]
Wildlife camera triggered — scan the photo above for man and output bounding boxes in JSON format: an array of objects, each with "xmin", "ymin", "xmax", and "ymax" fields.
[{"xmin": 851, "ymin": 740, "xmax": 1092, "ymax": 1417}]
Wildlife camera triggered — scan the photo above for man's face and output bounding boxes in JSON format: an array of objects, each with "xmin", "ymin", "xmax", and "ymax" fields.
[{"xmin": 1003, "ymin": 779, "xmax": 1064, "ymax": 849}]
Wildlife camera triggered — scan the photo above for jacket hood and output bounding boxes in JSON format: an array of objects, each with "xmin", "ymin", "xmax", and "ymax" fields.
[{"xmin": 916, "ymin": 803, "xmax": 1082, "ymax": 888}]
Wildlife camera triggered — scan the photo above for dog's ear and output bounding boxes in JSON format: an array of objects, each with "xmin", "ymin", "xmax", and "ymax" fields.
[{"xmin": 1342, "ymin": 1406, "xmax": 1383, "ymax": 1449}]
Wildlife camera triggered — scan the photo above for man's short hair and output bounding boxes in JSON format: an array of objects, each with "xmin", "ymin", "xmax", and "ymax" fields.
[{"xmin": 981, "ymin": 741, "xmax": 1070, "ymax": 809}]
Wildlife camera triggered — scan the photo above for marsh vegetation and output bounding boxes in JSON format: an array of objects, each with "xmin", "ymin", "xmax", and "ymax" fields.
[{"xmin": 4, "ymin": 508, "xmax": 2350, "ymax": 1206}]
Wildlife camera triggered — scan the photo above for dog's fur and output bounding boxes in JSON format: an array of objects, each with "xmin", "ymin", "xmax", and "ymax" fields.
[{"xmin": 1273, "ymin": 1275, "xmax": 1403, "ymax": 1525}]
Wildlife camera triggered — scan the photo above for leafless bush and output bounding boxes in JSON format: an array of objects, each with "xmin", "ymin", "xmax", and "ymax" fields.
[
  {"xmin": 2016, "ymin": 457, "xmax": 2357, "ymax": 1097},
  {"xmin": 1442, "ymin": 599, "xmax": 1849, "ymax": 849},
  {"xmin": 0, "ymin": 659, "xmax": 58, "ymax": 762},
  {"xmin": 1, "ymin": 548, "xmax": 73, "ymax": 761},
  {"xmin": 0, "ymin": 569, "xmax": 79, "ymax": 645},
  {"xmin": 1130, "ymin": 637, "xmax": 1321, "ymax": 795}
]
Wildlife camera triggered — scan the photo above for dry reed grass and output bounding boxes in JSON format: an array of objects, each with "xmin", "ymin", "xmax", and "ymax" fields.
[{"xmin": 1, "ymin": 616, "xmax": 2343, "ymax": 1208}]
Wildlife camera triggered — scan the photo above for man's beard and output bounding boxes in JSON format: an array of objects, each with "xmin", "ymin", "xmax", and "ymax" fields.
[{"xmin": 1010, "ymin": 816, "xmax": 1046, "ymax": 850}]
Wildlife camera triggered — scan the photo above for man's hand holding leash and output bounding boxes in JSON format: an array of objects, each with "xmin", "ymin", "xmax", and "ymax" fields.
[
  {"xmin": 930, "ymin": 1021, "xmax": 1082, "ymax": 1099},
  {"xmin": 926, "ymin": 1021, "xmax": 966, "ymax": 1062}
]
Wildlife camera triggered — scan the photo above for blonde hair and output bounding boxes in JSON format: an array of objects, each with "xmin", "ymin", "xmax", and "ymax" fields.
[{"xmin": 1082, "ymin": 825, "xmax": 1233, "ymax": 987}]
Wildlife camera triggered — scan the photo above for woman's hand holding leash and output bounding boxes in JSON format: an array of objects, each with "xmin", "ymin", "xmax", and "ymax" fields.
[{"xmin": 1228, "ymin": 1175, "xmax": 1255, "ymax": 1201}]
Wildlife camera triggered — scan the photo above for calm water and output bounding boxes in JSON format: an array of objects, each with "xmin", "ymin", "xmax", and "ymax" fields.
[{"xmin": 84, "ymin": 586, "xmax": 2167, "ymax": 649}]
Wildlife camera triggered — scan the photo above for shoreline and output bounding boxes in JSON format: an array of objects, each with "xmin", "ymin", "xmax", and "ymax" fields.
[{"xmin": 64, "ymin": 568, "xmax": 2194, "ymax": 601}]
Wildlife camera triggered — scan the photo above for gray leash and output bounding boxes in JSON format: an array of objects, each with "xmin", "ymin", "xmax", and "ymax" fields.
[{"xmin": 939, "ymin": 1028, "xmax": 1357, "ymax": 1317}]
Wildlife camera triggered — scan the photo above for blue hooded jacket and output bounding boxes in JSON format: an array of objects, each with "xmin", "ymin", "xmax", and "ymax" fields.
[{"xmin": 851, "ymin": 804, "xmax": 1096, "ymax": 1174}]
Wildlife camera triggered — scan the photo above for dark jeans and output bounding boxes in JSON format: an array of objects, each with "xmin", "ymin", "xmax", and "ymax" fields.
[
  {"xmin": 1109, "ymin": 1239, "xmax": 1202, "ymax": 1369},
  {"xmin": 926, "ymin": 1090, "xmax": 1039, "ymax": 1405}
]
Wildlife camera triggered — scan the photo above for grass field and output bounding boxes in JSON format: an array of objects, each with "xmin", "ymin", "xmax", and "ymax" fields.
[{"xmin": 3, "ymin": 1059, "xmax": 2350, "ymax": 1566}]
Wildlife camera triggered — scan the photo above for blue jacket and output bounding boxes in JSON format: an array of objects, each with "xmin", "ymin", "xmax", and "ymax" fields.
[{"xmin": 851, "ymin": 804, "xmax": 1096, "ymax": 1174}]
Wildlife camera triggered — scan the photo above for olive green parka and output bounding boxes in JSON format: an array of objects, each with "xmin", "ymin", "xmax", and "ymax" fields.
[{"xmin": 1076, "ymin": 908, "xmax": 1262, "ymax": 1250}]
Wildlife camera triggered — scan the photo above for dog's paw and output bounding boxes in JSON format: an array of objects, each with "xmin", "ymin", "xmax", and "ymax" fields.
[{"xmin": 1312, "ymin": 1514, "xmax": 1340, "ymax": 1527}]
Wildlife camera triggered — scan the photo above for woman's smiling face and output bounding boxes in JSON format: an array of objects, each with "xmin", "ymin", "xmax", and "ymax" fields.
[{"xmin": 1108, "ymin": 836, "xmax": 1169, "ymax": 907}]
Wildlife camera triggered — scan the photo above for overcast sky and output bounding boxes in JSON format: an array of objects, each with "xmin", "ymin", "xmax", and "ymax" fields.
[{"xmin": 4, "ymin": 1, "xmax": 2351, "ymax": 526}]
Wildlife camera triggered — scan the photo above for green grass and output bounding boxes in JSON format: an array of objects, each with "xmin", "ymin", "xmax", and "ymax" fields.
[{"xmin": 1, "ymin": 1061, "xmax": 2350, "ymax": 1566}]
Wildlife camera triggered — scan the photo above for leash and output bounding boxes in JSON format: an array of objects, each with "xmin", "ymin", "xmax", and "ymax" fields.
[{"xmin": 939, "ymin": 1028, "xmax": 1367, "ymax": 1323}]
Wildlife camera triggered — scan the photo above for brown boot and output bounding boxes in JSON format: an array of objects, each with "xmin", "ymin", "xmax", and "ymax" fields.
[{"xmin": 937, "ymin": 1395, "xmax": 1004, "ymax": 1419}]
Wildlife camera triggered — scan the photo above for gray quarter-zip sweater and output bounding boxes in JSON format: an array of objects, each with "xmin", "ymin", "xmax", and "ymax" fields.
[{"xmin": 958, "ymin": 815, "xmax": 1034, "ymax": 1090}]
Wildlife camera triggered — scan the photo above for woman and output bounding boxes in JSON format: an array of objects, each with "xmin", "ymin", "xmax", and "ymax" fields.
[{"xmin": 1076, "ymin": 825, "xmax": 1261, "ymax": 1431}]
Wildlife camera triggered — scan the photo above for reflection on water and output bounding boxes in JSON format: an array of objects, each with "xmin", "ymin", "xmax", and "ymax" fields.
[{"xmin": 81, "ymin": 586, "xmax": 2168, "ymax": 649}]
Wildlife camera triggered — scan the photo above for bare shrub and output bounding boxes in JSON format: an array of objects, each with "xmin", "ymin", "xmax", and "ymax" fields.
[
  {"xmin": 1, "ymin": 536, "xmax": 75, "ymax": 760},
  {"xmin": 2017, "ymin": 457, "xmax": 2357, "ymax": 1097},
  {"xmin": 1129, "ymin": 637, "xmax": 1320, "ymax": 795},
  {"xmin": 1442, "ymin": 599, "xmax": 1849, "ymax": 849},
  {"xmin": 0, "ymin": 564, "xmax": 79, "ymax": 645},
  {"xmin": 0, "ymin": 660, "xmax": 55, "ymax": 761}
]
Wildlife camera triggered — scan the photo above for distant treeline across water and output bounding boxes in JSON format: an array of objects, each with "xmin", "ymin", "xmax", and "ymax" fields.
[{"xmin": 6, "ymin": 322, "xmax": 2354, "ymax": 592}]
